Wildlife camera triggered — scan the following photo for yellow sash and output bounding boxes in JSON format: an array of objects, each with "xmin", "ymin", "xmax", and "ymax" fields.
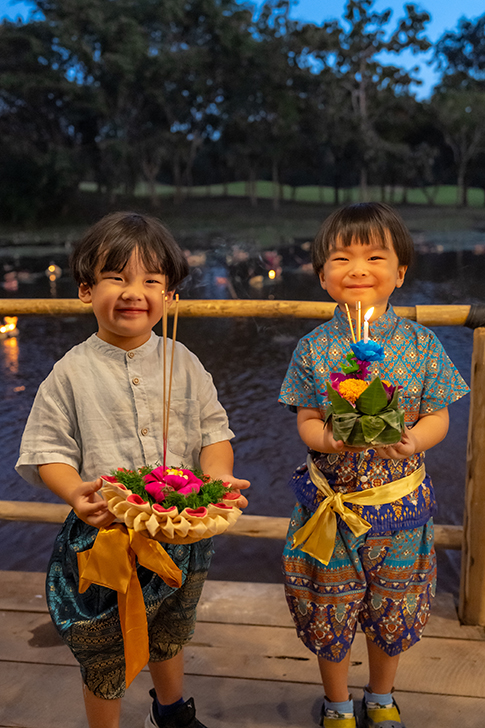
[
  {"xmin": 77, "ymin": 523, "xmax": 182, "ymax": 687},
  {"xmin": 291, "ymin": 456, "xmax": 426, "ymax": 565}
]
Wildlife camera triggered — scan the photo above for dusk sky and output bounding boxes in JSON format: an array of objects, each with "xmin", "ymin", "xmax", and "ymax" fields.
[{"xmin": 1, "ymin": 0, "xmax": 483, "ymax": 97}]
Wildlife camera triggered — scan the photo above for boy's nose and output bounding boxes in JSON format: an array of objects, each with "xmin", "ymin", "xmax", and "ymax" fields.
[
  {"xmin": 121, "ymin": 282, "xmax": 143, "ymax": 298},
  {"xmin": 349, "ymin": 261, "xmax": 368, "ymax": 277}
]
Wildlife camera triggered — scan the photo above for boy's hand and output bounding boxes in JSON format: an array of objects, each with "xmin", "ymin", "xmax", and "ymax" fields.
[
  {"xmin": 373, "ymin": 427, "xmax": 417, "ymax": 460},
  {"xmin": 219, "ymin": 474, "xmax": 250, "ymax": 510},
  {"xmin": 71, "ymin": 478, "xmax": 115, "ymax": 528},
  {"xmin": 322, "ymin": 422, "xmax": 367, "ymax": 455}
]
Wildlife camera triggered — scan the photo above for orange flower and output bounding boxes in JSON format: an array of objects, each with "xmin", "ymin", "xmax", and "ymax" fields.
[{"xmin": 338, "ymin": 378, "xmax": 369, "ymax": 404}]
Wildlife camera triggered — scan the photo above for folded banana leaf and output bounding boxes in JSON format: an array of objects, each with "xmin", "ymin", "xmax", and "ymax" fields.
[{"xmin": 325, "ymin": 379, "xmax": 404, "ymax": 446}]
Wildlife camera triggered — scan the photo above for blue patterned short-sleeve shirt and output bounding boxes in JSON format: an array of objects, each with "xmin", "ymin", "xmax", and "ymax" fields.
[{"xmin": 279, "ymin": 305, "xmax": 469, "ymax": 532}]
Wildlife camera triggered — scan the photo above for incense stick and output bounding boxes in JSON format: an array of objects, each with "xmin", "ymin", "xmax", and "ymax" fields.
[
  {"xmin": 356, "ymin": 301, "xmax": 362, "ymax": 342},
  {"xmin": 162, "ymin": 291, "xmax": 168, "ymax": 469},
  {"xmin": 344, "ymin": 303, "xmax": 356, "ymax": 343},
  {"xmin": 165, "ymin": 294, "xmax": 179, "ymax": 454}
]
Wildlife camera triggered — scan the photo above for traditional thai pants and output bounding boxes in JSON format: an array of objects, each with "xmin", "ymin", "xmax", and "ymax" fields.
[
  {"xmin": 283, "ymin": 501, "xmax": 436, "ymax": 662},
  {"xmin": 46, "ymin": 510, "xmax": 213, "ymax": 698}
]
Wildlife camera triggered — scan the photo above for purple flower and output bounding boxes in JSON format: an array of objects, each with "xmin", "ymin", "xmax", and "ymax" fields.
[
  {"xmin": 330, "ymin": 372, "xmax": 349, "ymax": 389},
  {"xmin": 381, "ymin": 380, "xmax": 400, "ymax": 402}
]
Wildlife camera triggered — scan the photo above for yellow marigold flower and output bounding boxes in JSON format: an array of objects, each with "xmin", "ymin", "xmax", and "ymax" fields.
[{"xmin": 338, "ymin": 378, "xmax": 369, "ymax": 404}]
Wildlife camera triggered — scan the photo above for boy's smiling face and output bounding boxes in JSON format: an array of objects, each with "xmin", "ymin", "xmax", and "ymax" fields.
[
  {"xmin": 78, "ymin": 249, "xmax": 172, "ymax": 350},
  {"xmin": 319, "ymin": 235, "xmax": 407, "ymax": 321}
]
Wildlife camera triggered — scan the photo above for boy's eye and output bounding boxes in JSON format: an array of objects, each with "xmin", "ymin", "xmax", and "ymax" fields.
[{"xmin": 146, "ymin": 279, "xmax": 163, "ymax": 284}]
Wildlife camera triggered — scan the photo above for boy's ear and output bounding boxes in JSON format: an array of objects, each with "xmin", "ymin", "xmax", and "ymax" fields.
[
  {"xmin": 78, "ymin": 282, "xmax": 92, "ymax": 303},
  {"xmin": 395, "ymin": 265, "xmax": 407, "ymax": 289},
  {"xmin": 318, "ymin": 271, "xmax": 327, "ymax": 291},
  {"xmin": 165, "ymin": 290, "xmax": 175, "ymax": 305}
]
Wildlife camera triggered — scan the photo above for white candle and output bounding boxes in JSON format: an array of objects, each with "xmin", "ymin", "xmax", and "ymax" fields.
[{"xmin": 363, "ymin": 307, "xmax": 374, "ymax": 343}]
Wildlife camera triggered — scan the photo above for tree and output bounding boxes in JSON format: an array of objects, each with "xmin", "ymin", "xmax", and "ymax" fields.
[
  {"xmin": 311, "ymin": 0, "xmax": 431, "ymax": 200},
  {"xmin": 430, "ymin": 89, "xmax": 485, "ymax": 207},
  {"xmin": 0, "ymin": 19, "xmax": 85, "ymax": 220},
  {"xmin": 435, "ymin": 14, "xmax": 485, "ymax": 90}
]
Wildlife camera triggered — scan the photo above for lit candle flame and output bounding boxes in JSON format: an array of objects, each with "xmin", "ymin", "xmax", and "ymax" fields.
[
  {"xmin": 268, "ymin": 269, "xmax": 276, "ymax": 280},
  {"xmin": 364, "ymin": 307, "xmax": 374, "ymax": 322}
]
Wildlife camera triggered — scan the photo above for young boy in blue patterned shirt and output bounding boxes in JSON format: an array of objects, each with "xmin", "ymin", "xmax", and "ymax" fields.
[{"xmin": 279, "ymin": 203, "xmax": 468, "ymax": 728}]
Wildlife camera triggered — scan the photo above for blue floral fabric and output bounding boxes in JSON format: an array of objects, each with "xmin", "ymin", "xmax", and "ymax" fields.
[{"xmin": 279, "ymin": 305, "xmax": 469, "ymax": 533}]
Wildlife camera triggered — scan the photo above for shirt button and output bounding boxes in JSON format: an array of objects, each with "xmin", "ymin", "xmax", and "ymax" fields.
[
  {"xmin": 361, "ymin": 475, "xmax": 369, "ymax": 483},
  {"xmin": 141, "ymin": 427, "xmax": 148, "ymax": 436},
  {"xmin": 132, "ymin": 377, "xmax": 140, "ymax": 385},
  {"xmin": 127, "ymin": 351, "xmax": 135, "ymax": 359}
]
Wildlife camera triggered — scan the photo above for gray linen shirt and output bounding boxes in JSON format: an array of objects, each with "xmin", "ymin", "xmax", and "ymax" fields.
[{"xmin": 16, "ymin": 331, "xmax": 234, "ymax": 487}]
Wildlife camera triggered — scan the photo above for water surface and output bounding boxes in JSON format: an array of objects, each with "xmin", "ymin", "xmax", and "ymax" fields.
[{"xmin": 1, "ymin": 238, "xmax": 483, "ymax": 594}]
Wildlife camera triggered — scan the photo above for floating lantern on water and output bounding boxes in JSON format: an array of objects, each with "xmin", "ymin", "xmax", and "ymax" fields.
[
  {"xmin": 268, "ymin": 269, "xmax": 276, "ymax": 280},
  {"xmin": 0, "ymin": 316, "xmax": 19, "ymax": 340},
  {"xmin": 45, "ymin": 263, "xmax": 62, "ymax": 296}
]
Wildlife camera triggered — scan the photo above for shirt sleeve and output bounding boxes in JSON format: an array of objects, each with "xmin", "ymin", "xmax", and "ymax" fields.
[
  {"xmin": 419, "ymin": 329, "xmax": 470, "ymax": 414},
  {"xmin": 15, "ymin": 367, "xmax": 82, "ymax": 488},
  {"xmin": 279, "ymin": 337, "xmax": 320, "ymax": 411}
]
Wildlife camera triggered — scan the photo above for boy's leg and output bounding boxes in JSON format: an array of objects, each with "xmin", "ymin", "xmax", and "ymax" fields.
[
  {"xmin": 83, "ymin": 684, "xmax": 121, "ymax": 728},
  {"xmin": 317, "ymin": 650, "xmax": 352, "ymax": 702},
  {"xmin": 148, "ymin": 651, "xmax": 184, "ymax": 704},
  {"xmin": 366, "ymin": 637, "xmax": 400, "ymax": 694}
]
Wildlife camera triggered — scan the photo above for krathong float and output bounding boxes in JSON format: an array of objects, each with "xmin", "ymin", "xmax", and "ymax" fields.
[{"xmin": 324, "ymin": 305, "xmax": 405, "ymax": 447}]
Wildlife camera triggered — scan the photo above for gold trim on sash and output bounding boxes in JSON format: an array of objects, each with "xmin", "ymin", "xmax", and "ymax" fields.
[{"xmin": 291, "ymin": 456, "xmax": 426, "ymax": 565}]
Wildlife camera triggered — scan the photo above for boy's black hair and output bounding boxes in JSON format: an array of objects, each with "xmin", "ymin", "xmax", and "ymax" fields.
[
  {"xmin": 312, "ymin": 202, "xmax": 414, "ymax": 274},
  {"xmin": 70, "ymin": 211, "xmax": 189, "ymax": 290}
]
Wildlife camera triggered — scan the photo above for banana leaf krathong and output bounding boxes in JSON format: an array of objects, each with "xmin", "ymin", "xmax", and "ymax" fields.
[{"xmin": 324, "ymin": 342, "xmax": 405, "ymax": 447}]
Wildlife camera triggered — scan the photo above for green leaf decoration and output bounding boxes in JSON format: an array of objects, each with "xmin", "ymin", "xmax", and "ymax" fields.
[
  {"xmin": 389, "ymin": 387, "xmax": 400, "ymax": 409},
  {"xmin": 370, "ymin": 424, "xmax": 403, "ymax": 445},
  {"xmin": 326, "ymin": 382, "xmax": 356, "ymax": 414},
  {"xmin": 331, "ymin": 412, "xmax": 359, "ymax": 442},
  {"xmin": 355, "ymin": 377, "xmax": 388, "ymax": 415},
  {"xmin": 379, "ymin": 408, "xmax": 404, "ymax": 430},
  {"xmin": 110, "ymin": 465, "xmax": 231, "ymax": 510},
  {"xmin": 347, "ymin": 419, "xmax": 367, "ymax": 447},
  {"xmin": 360, "ymin": 415, "xmax": 387, "ymax": 442}
]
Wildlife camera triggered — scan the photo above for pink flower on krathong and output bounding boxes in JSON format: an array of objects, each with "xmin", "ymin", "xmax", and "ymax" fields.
[{"xmin": 144, "ymin": 467, "xmax": 203, "ymax": 503}]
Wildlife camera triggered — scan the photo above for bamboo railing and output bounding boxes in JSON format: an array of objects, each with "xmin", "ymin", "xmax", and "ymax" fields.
[
  {"xmin": 0, "ymin": 298, "xmax": 474, "ymax": 325},
  {"xmin": 0, "ymin": 299, "xmax": 482, "ymax": 624}
]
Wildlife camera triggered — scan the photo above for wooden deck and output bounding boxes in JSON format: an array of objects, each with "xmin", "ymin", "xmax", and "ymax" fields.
[{"xmin": 1, "ymin": 571, "xmax": 485, "ymax": 728}]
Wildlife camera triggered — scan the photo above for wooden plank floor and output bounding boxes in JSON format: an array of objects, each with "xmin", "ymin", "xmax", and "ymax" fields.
[{"xmin": 1, "ymin": 571, "xmax": 485, "ymax": 727}]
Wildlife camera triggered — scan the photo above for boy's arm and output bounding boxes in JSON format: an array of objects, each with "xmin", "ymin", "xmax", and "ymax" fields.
[
  {"xmin": 38, "ymin": 463, "xmax": 114, "ymax": 528},
  {"xmin": 199, "ymin": 440, "xmax": 250, "ymax": 508}
]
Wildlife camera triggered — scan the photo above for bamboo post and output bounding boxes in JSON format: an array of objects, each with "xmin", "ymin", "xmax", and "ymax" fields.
[{"xmin": 459, "ymin": 327, "xmax": 485, "ymax": 625}]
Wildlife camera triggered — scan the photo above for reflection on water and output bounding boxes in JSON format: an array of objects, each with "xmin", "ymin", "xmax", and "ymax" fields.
[{"xmin": 0, "ymin": 235, "xmax": 483, "ymax": 594}]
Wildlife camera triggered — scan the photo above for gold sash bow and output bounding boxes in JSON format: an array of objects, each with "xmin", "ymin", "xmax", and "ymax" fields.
[
  {"xmin": 292, "ymin": 456, "xmax": 426, "ymax": 565},
  {"xmin": 77, "ymin": 523, "xmax": 182, "ymax": 687}
]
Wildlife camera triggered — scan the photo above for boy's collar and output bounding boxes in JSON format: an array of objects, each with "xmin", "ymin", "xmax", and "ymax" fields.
[
  {"xmin": 333, "ymin": 304, "xmax": 397, "ymax": 340},
  {"xmin": 87, "ymin": 330, "xmax": 159, "ymax": 358}
]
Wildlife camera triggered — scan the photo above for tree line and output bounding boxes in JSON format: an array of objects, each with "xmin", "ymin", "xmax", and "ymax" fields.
[{"xmin": 1, "ymin": 0, "xmax": 485, "ymax": 222}]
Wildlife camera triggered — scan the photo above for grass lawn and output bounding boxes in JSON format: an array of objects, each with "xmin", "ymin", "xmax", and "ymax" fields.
[{"xmin": 2, "ymin": 183, "xmax": 485, "ymax": 249}]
